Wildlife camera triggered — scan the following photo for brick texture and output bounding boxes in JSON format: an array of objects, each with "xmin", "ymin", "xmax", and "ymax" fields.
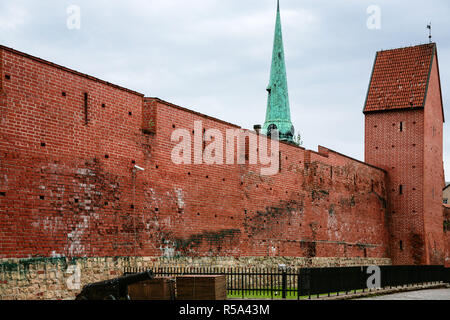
[
  {"xmin": 364, "ymin": 44, "xmax": 446, "ymax": 265},
  {"xmin": 0, "ymin": 45, "xmax": 390, "ymax": 262}
]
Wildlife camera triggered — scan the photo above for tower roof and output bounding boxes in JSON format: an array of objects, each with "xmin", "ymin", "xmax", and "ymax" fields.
[
  {"xmin": 364, "ymin": 43, "xmax": 441, "ymax": 115},
  {"xmin": 263, "ymin": 0, "xmax": 294, "ymax": 142}
]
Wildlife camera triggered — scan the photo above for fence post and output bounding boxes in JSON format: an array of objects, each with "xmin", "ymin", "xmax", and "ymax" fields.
[
  {"xmin": 241, "ymin": 268, "xmax": 245, "ymax": 299},
  {"xmin": 282, "ymin": 270, "xmax": 287, "ymax": 299}
]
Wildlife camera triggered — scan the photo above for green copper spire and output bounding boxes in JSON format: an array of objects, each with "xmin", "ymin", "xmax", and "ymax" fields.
[{"xmin": 263, "ymin": 0, "xmax": 294, "ymax": 142}]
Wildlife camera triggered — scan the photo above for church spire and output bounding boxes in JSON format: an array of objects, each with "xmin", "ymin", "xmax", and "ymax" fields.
[{"xmin": 263, "ymin": 0, "xmax": 294, "ymax": 142}]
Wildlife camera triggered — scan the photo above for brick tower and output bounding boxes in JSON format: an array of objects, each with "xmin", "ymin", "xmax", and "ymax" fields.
[{"xmin": 364, "ymin": 43, "xmax": 445, "ymax": 265}]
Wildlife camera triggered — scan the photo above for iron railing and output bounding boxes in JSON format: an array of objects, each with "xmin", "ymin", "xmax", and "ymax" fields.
[{"xmin": 124, "ymin": 265, "xmax": 449, "ymax": 299}]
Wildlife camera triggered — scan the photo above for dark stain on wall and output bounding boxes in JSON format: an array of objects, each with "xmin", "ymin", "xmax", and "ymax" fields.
[
  {"xmin": 244, "ymin": 200, "xmax": 304, "ymax": 236},
  {"xmin": 173, "ymin": 229, "xmax": 241, "ymax": 255}
]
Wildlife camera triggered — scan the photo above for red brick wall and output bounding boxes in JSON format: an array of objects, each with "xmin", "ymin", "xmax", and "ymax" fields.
[
  {"xmin": 364, "ymin": 54, "xmax": 445, "ymax": 265},
  {"xmin": 0, "ymin": 47, "xmax": 390, "ymax": 261},
  {"xmin": 136, "ymin": 98, "xmax": 390, "ymax": 259},
  {"xmin": 0, "ymin": 47, "xmax": 145, "ymax": 257},
  {"xmin": 423, "ymin": 54, "xmax": 445, "ymax": 265}
]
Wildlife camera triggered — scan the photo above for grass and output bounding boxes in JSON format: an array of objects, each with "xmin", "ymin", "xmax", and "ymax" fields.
[{"xmin": 227, "ymin": 289, "xmax": 367, "ymax": 300}]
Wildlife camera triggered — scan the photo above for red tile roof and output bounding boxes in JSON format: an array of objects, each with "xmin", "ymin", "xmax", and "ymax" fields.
[{"xmin": 364, "ymin": 43, "xmax": 436, "ymax": 113}]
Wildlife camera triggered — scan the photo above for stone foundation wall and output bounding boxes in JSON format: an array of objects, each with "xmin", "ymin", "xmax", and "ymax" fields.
[{"xmin": 0, "ymin": 256, "xmax": 391, "ymax": 300}]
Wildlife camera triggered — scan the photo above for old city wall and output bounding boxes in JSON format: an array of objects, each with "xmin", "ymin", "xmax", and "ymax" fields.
[
  {"xmin": 143, "ymin": 98, "xmax": 390, "ymax": 260},
  {"xmin": 0, "ymin": 47, "xmax": 391, "ymax": 299}
]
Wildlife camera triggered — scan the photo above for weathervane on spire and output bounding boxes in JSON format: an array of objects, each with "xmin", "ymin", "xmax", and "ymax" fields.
[{"xmin": 427, "ymin": 22, "xmax": 432, "ymax": 43}]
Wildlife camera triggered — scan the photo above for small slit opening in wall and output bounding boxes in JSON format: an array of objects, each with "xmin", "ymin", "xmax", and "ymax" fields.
[
  {"xmin": 155, "ymin": 165, "xmax": 159, "ymax": 169},
  {"xmin": 74, "ymin": 199, "xmax": 79, "ymax": 203},
  {"xmin": 62, "ymin": 92, "xmax": 66, "ymax": 97},
  {"xmin": 41, "ymin": 142, "xmax": 46, "ymax": 147},
  {"xmin": 131, "ymin": 160, "xmax": 136, "ymax": 164},
  {"xmin": 84, "ymin": 92, "xmax": 89, "ymax": 125},
  {"xmin": 102, "ymin": 104, "xmax": 106, "ymax": 108},
  {"xmin": 400, "ymin": 122, "xmax": 403, "ymax": 132},
  {"xmin": 5, "ymin": 75, "xmax": 10, "ymax": 80},
  {"xmin": 105, "ymin": 155, "xmax": 109, "ymax": 159},
  {"xmin": 0, "ymin": 192, "xmax": 5, "ymax": 197},
  {"xmin": 39, "ymin": 195, "xmax": 45, "ymax": 200},
  {"xmin": 128, "ymin": 111, "xmax": 132, "ymax": 116},
  {"xmin": 399, "ymin": 185, "xmax": 403, "ymax": 195},
  {"xmin": 279, "ymin": 152, "xmax": 282, "ymax": 172},
  {"xmin": 399, "ymin": 241, "xmax": 403, "ymax": 251},
  {"xmin": 130, "ymin": 204, "xmax": 135, "ymax": 209},
  {"xmin": 155, "ymin": 208, "xmax": 159, "ymax": 212}
]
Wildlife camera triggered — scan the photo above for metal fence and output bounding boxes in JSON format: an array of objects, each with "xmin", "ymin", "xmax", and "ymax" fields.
[
  {"xmin": 298, "ymin": 265, "xmax": 446, "ymax": 297},
  {"xmin": 124, "ymin": 266, "xmax": 300, "ymax": 299},
  {"xmin": 124, "ymin": 265, "xmax": 450, "ymax": 299}
]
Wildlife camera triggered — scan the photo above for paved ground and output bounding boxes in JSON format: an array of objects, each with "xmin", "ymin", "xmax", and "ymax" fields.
[{"xmin": 358, "ymin": 288, "xmax": 450, "ymax": 300}]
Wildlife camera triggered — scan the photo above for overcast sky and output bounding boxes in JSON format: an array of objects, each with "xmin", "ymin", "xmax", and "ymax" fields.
[{"xmin": 1, "ymin": 0, "xmax": 449, "ymax": 181}]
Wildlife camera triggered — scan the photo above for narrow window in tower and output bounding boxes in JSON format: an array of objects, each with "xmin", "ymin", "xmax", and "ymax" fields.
[
  {"xmin": 399, "ymin": 241, "xmax": 403, "ymax": 251},
  {"xmin": 400, "ymin": 122, "xmax": 403, "ymax": 132},
  {"xmin": 279, "ymin": 152, "xmax": 282, "ymax": 173},
  {"xmin": 399, "ymin": 185, "xmax": 403, "ymax": 195},
  {"xmin": 84, "ymin": 92, "xmax": 88, "ymax": 125},
  {"xmin": 202, "ymin": 131, "xmax": 206, "ymax": 152},
  {"xmin": 245, "ymin": 136, "xmax": 249, "ymax": 161}
]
